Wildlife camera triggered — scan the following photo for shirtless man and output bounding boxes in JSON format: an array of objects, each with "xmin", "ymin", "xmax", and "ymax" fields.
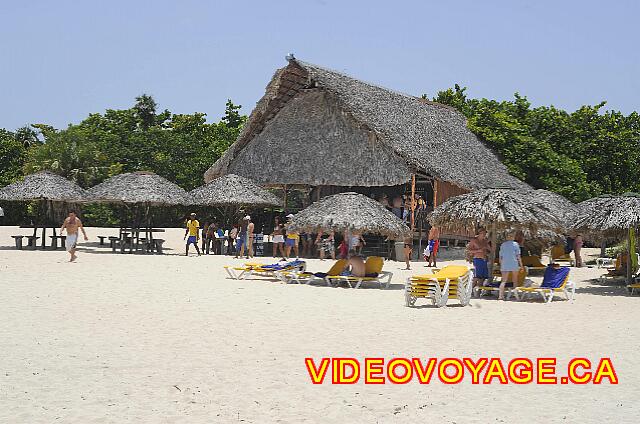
[
  {"xmin": 60, "ymin": 210, "xmax": 88, "ymax": 262},
  {"xmin": 345, "ymin": 250, "xmax": 366, "ymax": 277}
]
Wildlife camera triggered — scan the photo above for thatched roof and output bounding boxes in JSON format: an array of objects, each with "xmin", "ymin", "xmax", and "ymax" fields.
[
  {"xmin": 528, "ymin": 189, "xmax": 578, "ymax": 230},
  {"xmin": 205, "ymin": 58, "xmax": 527, "ymax": 190},
  {"xmin": 572, "ymin": 193, "xmax": 640, "ymax": 241},
  {"xmin": 429, "ymin": 188, "xmax": 563, "ymax": 233},
  {"xmin": 86, "ymin": 171, "xmax": 187, "ymax": 205},
  {"xmin": 0, "ymin": 171, "xmax": 87, "ymax": 202},
  {"xmin": 287, "ymin": 192, "xmax": 410, "ymax": 238},
  {"xmin": 188, "ymin": 174, "xmax": 281, "ymax": 207}
]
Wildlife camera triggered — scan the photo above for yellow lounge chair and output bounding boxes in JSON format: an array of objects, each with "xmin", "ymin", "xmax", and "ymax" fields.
[
  {"xmin": 326, "ymin": 256, "xmax": 393, "ymax": 289},
  {"xmin": 404, "ymin": 265, "xmax": 472, "ymax": 307},
  {"xmin": 515, "ymin": 266, "xmax": 574, "ymax": 303},
  {"xmin": 224, "ymin": 259, "xmax": 306, "ymax": 280},
  {"xmin": 521, "ymin": 255, "xmax": 546, "ymax": 272},
  {"xmin": 628, "ymin": 283, "xmax": 640, "ymax": 295},
  {"xmin": 276, "ymin": 259, "xmax": 347, "ymax": 285},
  {"xmin": 477, "ymin": 267, "xmax": 528, "ymax": 299},
  {"xmin": 550, "ymin": 245, "xmax": 574, "ymax": 266}
]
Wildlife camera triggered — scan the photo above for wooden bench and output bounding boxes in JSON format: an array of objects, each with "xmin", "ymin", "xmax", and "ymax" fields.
[
  {"xmin": 97, "ymin": 236, "xmax": 107, "ymax": 246},
  {"xmin": 25, "ymin": 236, "xmax": 40, "ymax": 249},
  {"xmin": 49, "ymin": 235, "xmax": 67, "ymax": 250},
  {"xmin": 11, "ymin": 235, "xmax": 24, "ymax": 250}
]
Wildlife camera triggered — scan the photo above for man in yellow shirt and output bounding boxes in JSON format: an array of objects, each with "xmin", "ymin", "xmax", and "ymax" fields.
[{"xmin": 184, "ymin": 212, "xmax": 201, "ymax": 256}]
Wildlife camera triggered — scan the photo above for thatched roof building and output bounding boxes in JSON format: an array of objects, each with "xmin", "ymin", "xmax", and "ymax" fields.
[
  {"xmin": 188, "ymin": 174, "xmax": 281, "ymax": 207},
  {"xmin": 86, "ymin": 171, "xmax": 187, "ymax": 205},
  {"xmin": 205, "ymin": 58, "xmax": 527, "ymax": 197},
  {"xmin": 288, "ymin": 192, "xmax": 410, "ymax": 238},
  {"xmin": 0, "ymin": 171, "xmax": 87, "ymax": 202}
]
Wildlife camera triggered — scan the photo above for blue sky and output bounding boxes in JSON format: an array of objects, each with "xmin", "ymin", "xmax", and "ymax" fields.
[{"xmin": 1, "ymin": 0, "xmax": 638, "ymax": 130}]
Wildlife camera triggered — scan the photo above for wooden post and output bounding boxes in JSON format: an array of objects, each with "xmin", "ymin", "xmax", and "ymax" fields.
[
  {"xmin": 410, "ymin": 174, "xmax": 416, "ymax": 231},
  {"xmin": 433, "ymin": 179, "xmax": 439, "ymax": 208},
  {"xmin": 487, "ymin": 222, "xmax": 497, "ymax": 283},
  {"xmin": 283, "ymin": 184, "xmax": 288, "ymax": 212}
]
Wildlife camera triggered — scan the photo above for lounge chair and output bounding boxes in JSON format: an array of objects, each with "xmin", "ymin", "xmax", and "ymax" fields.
[
  {"xmin": 598, "ymin": 255, "xmax": 629, "ymax": 284},
  {"xmin": 514, "ymin": 265, "xmax": 574, "ymax": 303},
  {"xmin": 476, "ymin": 267, "xmax": 528, "ymax": 299},
  {"xmin": 404, "ymin": 265, "xmax": 473, "ymax": 307},
  {"xmin": 550, "ymin": 245, "xmax": 574, "ymax": 266},
  {"xmin": 275, "ymin": 259, "xmax": 348, "ymax": 285},
  {"xmin": 521, "ymin": 255, "xmax": 546, "ymax": 272},
  {"xmin": 224, "ymin": 259, "xmax": 306, "ymax": 280},
  {"xmin": 326, "ymin": 256, "xmax": 392, "ymax": 289}
]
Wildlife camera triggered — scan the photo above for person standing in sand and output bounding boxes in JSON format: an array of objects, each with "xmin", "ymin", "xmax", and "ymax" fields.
[
  {"xmin": 498, "ymin": 230, "xmax": 523, "ymax": 301},
  {"xmin": 184, "ymin": 213, "xmax": 201, "ymax": 256},
  {"xmin": 426, "ymin": 226, "xmax": 440, "ymax": 267},
  {"xmin": 574, "ymin": 233, "xmax": 584, "ymax": 267},
  {"xmin": 467, "ymin": 228, "xmax": 491, "ymax": 288},
  {"xmin": 245, "ymin": 215, "xmax": 255, "ymax": 259},
  {"xmin": 60, "ymin": 210, "xmax": 88, "ymax": 262}
]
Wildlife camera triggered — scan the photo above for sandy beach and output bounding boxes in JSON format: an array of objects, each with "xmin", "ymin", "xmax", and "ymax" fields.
[{"xmin": 1, "ymin": 226, "xmax": 638, "ymax": 423}]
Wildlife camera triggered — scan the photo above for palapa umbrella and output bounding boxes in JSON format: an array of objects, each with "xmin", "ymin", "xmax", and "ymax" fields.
[
  {"xmin": 188, "ymin": 174, "xmax": 281, "ymax": 207},
  {"xmin": 429, "ymin": 188, "xmax": 564, "ymax": 279},
  {"xmin": 86, "ymin": 171, "xmax": 188, "ymax": 241},
  {"xmin": 87, "ymin": 171, "xmax": 187, "ymax": 205},
  {"xmin": 187, "ymin": 174, "xmax": 282, "ymax": 229},
  {"xmin": 0, "ymin": 171, "xmax": 88, "ymax": 248},
  {"xmin": 287, "ymin": 192, "xmax": 410, "ymax": 238},
  {"xmin": 572, "ymin": 193, "xmax": 640, "ymax": 283}
]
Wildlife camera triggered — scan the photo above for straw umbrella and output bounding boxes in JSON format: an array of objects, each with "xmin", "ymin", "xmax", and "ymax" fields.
[
  {"xmin": 86, "ymin": 171, "xmax": 188, "ymax": 240},
  {"xmin": 572, "ymin": 193, "xmax": 640, "ymax": 283},
  {"xmin": 0, "ymin": 171, "xmax": 88, "ymax": 248},
  {"xmin": 287, "ymin": 192, "xmax": 410, "ymax": 238},
  {"xmin": 188, "ymin": 174, "xmax": 281, "ymax": 226},
  {"xmin": 429, "ymin": 188, "xmax": 564, "ymax": 280}
]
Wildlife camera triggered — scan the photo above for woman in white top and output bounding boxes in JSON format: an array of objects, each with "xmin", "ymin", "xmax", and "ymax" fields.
[{"xmin": 498, "ymin": 230, "xmax": 523, "ymax": 301}]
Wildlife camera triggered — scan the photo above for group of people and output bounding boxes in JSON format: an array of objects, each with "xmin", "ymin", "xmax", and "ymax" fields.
[
  {"xmin": 466, "ymin": 228, "xmax": 522, "ymax": 301},
  {"xmin": 270, "ymin": 215, "xmax": 367, "ymax": 261},
  {"xmin": 377, "ymin": 192, "xmax": 427, "ymax": 222}
]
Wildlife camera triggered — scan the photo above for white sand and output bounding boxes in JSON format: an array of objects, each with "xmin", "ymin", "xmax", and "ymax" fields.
[{"xmin": 0, "ymin": 226, "xmax": 638, "ymax": 423}]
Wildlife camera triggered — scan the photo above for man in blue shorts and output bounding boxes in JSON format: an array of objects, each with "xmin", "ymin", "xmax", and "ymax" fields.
[
  {"xmin": 184, "ymin": 212, "xmax": 201, "ymax": 256},
  {"xmin": 467, "ymin": 228, "xmax": 491, "ymax": 288}
]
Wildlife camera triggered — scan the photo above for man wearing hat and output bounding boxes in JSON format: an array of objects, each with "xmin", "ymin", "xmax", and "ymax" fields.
[
  {"xmin": 184, "ymin": 212, "xmax": 201, "ymax": 256},
  {"xmin": 284, "ymin": 213, "xmax": 299, "ymax": 259}
]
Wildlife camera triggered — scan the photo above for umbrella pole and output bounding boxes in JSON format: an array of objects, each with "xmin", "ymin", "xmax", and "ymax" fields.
[
  {"xmin": 488, "ymin": 222, "xmax": 497, "ymax": 283},
  {"xmin": 410, "ymin": 174, "xmax": 416, "ymax": 232}
]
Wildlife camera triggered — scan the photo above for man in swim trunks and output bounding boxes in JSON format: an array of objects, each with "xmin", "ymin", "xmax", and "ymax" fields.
[
  {"xmin": 60, "ymin": 210, "xmax": 88, "ymax": 262},
  {"xmin": 184, "ymin": 213, "xmax": 201, "ymax": 256},
  {"xmin": 467, "ymin": 228, "xmax": 491, "ymax": 288}
]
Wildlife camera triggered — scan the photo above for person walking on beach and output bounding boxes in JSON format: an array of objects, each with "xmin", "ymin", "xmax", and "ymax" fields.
[
  {"xmin": 284, "ymin": 214, "xmax": 299, "ymax": 259},
  {"xmin": 403, "ymin": 236, "xmax": 413, "ymax": 270},
  {"xmin": 235, "ymin": 217, "xmax": 248, "ymax": 258},
  {"xmin": 316, "ymin": 230, "xmax": 335, "ymax": 261},
  {"xmin": 184, "ymin": 213, "xmax": 201, "ymax": 256},
  {"xmin": 228, "ymin": 224, "xmax": 238, "ymax": 255},
  {"xmin": 574, "ymin": 233, "xmax": 584, "ymax": 267},
  {"xmin": 498, "ymin": 230, "xmax": 523, "ymax": 301},
  {"xmin": 245, "ymin": 215, "xmax": 254, "ymax": 259},
  {"xmin": 271, "ymin": 216, "xmax": 285, "ymax": 258},
  {"xmin": 60, "ymin": 210, "xmax": 88, "ymax": 262},
  {"xmin": 467, "ymin": 228, "xmax": 491, "ymax": 288},
  {"xmin": 426, "ymin": 226, "xmax": 440, "ymax": 267}
]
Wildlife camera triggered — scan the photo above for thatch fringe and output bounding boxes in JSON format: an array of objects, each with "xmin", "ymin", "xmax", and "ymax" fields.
[
  {"xmin": 288, "ymin": 192, "xmax": 410, "ymax": 238},
  {"xmin": 572, "ymin": 193, "xmax": 640, "ymax": 242},
  {"xmin": 188, "ymin": 174, "xmax": 281, "ymax": 207},
  {"xmin": 0, "ymin": 171, "xmax": 87, "ymax": 202},
  {"xmin": 86, "ymin": 171, "xmax": 187, "ymax": 205}
]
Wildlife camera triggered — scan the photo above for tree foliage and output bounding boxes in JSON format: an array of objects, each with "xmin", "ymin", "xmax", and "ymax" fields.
[
  {"xmin": 21, "ymin": 96, "xmax": 245, "ymax": 191},
  {"xmin": 429, "ymin": 86, "xmax": 640, "ymax": 202}
]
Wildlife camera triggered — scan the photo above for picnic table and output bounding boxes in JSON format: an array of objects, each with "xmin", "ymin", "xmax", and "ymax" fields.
[
  {"xmin": 109, "ymin": 227, "xmax": 166, "ymax": 254},
  {"xmin": 17, "ymin": 225, "xmax": 65, "ymax": 250}
]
